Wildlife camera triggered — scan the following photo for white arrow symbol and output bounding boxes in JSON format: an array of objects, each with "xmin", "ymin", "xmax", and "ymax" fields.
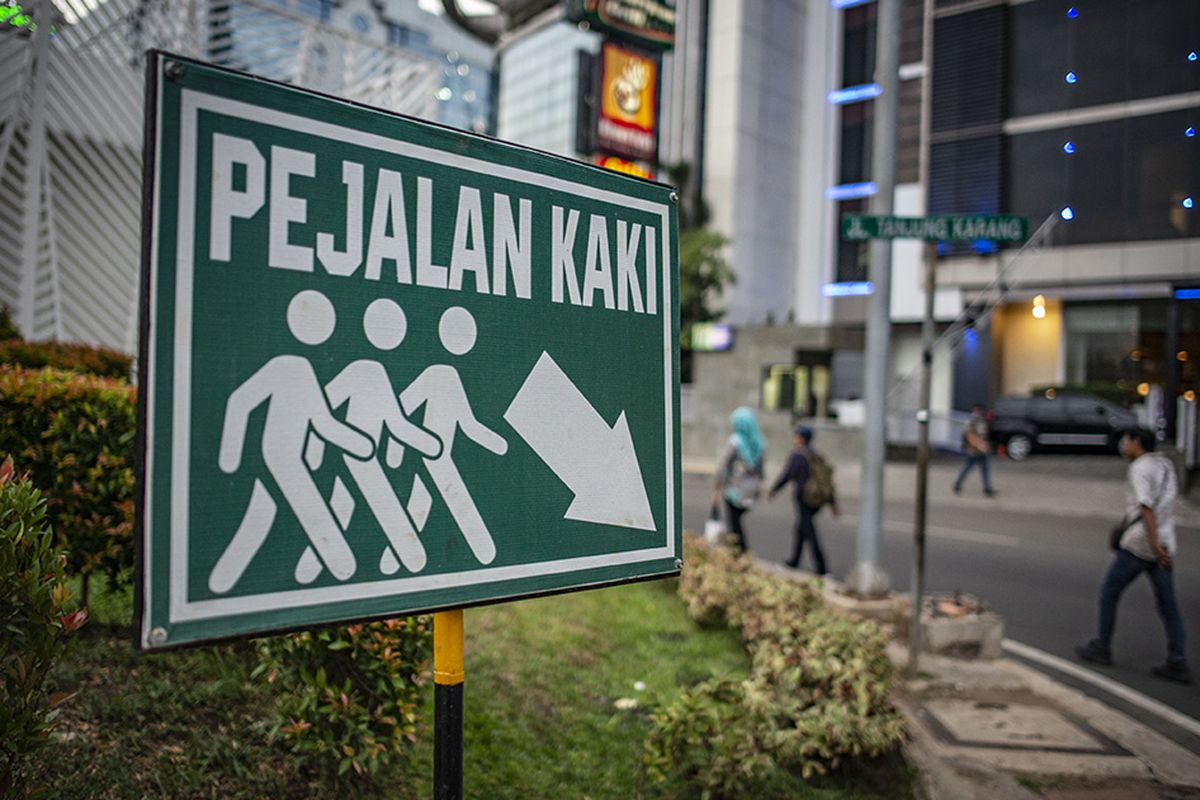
[{"xmin": 504, "ymin": 352, "xmax": 656, "ymax": 531}]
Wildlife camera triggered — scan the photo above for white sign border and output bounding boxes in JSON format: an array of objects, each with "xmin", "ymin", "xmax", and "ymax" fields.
[{"xmin": 151, "ymin": 89, "xmax": 677, "ymax": 627}]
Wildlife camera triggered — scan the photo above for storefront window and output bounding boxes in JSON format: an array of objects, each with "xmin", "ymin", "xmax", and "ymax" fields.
[
  {"xmin": 1061, "ymin": 300, "xmax": 1175, "ymax": 403},
  {"xmin": 1063, "ymin": 304, "xmax": 1139, "ymax": 387},
  {"xmin": 761, "ymin": 363, "xmax": 832, "ymax": 418}
]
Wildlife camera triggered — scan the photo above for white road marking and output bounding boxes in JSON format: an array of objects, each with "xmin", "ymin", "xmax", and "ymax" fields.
[
  {"xmin": 1003, "ymin": 638, "xmax": 1200, "ymax": 739},
  {"xmin": 838, "ymin": 514, "xmax": 1022, "ymax": 548}
]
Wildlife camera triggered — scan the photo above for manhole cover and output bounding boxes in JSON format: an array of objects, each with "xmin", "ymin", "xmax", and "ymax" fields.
[{"xmin": 920, "ymin": 699, "xmax": 1128, "ymax": 755}]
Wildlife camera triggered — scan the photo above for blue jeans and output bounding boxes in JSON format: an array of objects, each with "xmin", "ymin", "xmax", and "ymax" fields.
[
  {"xmin": 787, "ymin": 499, "xmax": 827, "ymax": 575},
  {"xmin": 1098, "ymin": 548, "xmax": 1187, "ymax": 664},
  {"xmin": 954, "ymin": 454, "xmax": 992, "ymax": 492}
]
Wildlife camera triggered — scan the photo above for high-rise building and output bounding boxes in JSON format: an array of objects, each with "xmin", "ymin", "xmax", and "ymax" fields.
[
  {"xmin": 0, "ymin": 0, "xmax": 482, "ymax": 350},
  {"xmin": 496, "ymin": 1, "xmax": 705, "ymax": 173},
  {"xmin": 922, "ymin": 0, "xmax": 1199, "ymax": 439},
  {"xmin": 687, "ymin": 0, "xmax": 1200, "ymax": 461},
  {"xmin": 215, "ymin": 0, "xmax": 496, "ymax": 133}
]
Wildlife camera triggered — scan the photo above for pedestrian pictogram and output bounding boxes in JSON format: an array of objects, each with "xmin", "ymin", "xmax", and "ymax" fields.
[{"xmin": 137, "ymin": 53, "xmax": 681, "ymax": 650}]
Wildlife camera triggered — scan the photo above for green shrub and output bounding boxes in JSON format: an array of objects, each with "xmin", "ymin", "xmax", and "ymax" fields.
[
  {"xmin": 0, "ymin": 367, "xmax": 137, "ymax": 591},
  {"xmin": 645, "ymin": 537, "xmax": 906, "ymax": 796},
  {"xmin": 0, "ymin": 459, "xmax": 88, "ymax": 798},
  {"xmin": 0, "ymin": 340, "xmax": 132, "ymax": 380},
  {"xmin": 254, "ymin": 618, "xmax": 433, "ymax": 780},
  {"xmin": 0, "ymin": 307, "xmax": 20, "ymax": 341},
  {"xmin": 676, "ymin": 534, "xmax": 755, "ymax": 627},
  {"xmin": 643, "ymin": 679, "xmax": 775, "ymax": 798}
]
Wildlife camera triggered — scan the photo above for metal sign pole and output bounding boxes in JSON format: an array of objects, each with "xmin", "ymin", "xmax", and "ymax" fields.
[
  {"xmin": 434, "ymin": 610, "xmax": 464, "ymax": 800},
  {"xmin": 853, "ymin": 0, "xmax": 903, "ymax": 599},
  {"xmin": 908, "ymin": 241, "xmax": 938, "ymax": 676}
]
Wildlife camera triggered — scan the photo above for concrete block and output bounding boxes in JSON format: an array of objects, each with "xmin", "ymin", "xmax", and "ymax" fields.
[
  {"xmin": 821, "ymin": 579, "xmax": 905, "ymax": 626},
  {"xmin": 924, "ymin": 612, "xmax": 1005, "ymax": 661},
  {"xmin": 896, "ymin": 595, "xmax": 1006, "ymax": 660}
]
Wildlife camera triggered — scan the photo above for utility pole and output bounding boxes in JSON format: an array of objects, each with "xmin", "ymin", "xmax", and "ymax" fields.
[
  {"xmin": 851, "ymin": 0, "xmax": 901, "ymax": 597},
  {"xmin": 908, "ymin": 242, "xmax": 937, "ymax": 675}
]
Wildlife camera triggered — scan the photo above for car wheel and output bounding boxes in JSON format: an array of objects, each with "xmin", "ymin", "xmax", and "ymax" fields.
[{"xmin": 1006, "ymin": 433, "xmax": 1032, "ymax": 461}]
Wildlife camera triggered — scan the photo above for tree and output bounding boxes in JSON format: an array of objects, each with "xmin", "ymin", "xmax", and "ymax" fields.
[
  {"xmin": 679, "ymin": 229, "xmax": 734, "ymax": 332},
  {"xmin": 663, "ymin": 162, "xmax": 734, "ymax": 338},
  {"xmin": 663, "ymin": 162, "xmax": 733, "ymax": 383}
]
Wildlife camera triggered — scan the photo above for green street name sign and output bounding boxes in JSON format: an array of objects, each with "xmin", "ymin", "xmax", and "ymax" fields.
[
  {"xmin": 841, "ymin": 214, "xmax": 1028, "ymax": 243},
  {"xmin": 137, "ymin": 53, "xmax": 681, "ymax": 651}
]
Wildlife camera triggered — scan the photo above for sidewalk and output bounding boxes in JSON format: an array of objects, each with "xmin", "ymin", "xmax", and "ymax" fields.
[
  {"xmin": 746, "ymin": 554, "xmax": 1200, "ymax": 798},
  {"xmin": 683, "ymin": 456, "xmax": 1200, "ymax": 529},
  {"xmin": 890, "ymin": 641, "xmax": 1200, "ymax": 799}
]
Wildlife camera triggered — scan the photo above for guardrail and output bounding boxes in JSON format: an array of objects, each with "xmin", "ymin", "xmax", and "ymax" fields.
[{"xmin": 887, "ymin": 409, "xmax": 971, "ymax": 452}]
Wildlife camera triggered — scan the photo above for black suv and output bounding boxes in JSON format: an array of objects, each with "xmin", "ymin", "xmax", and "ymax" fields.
[{"xmin": 989, "ymin": 393, "xmax": 1144, "ymax": 461}]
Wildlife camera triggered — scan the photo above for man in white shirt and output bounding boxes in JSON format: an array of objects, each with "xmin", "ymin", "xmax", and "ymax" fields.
[{"xmin": 1076, "ymin": 429, "xmax": 1190, "ymax": 684}]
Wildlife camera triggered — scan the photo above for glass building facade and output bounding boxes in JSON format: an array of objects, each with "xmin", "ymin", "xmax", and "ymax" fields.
[{"xmin": 210, "ymin": 0, "xmax": 495, "ymax": 134}]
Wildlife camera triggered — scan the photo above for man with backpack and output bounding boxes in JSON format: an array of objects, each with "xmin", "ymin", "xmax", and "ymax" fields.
[
  {"xmin": 769, "ymin": 425, "xmax": 838, "ymax": 575},
  {"xmin": 954, "ymin": 405, "xmax": 996, "ymax": 497}
]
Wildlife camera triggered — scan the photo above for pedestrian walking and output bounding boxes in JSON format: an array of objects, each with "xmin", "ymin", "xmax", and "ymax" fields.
[
  {"xmin": 1076, "ymin": 429, "xmax": 1191, "ymax": 685},
  {"xmin": 954, "ymin": 405, "xmax": 996, "ymax": 496},
  {"xmin": 769, "ymin": 425, "xmax": 839, "ymax": 575},
  {"xmin": 711, "ymin": 406, "xmax": 764, "ymax": 552}
]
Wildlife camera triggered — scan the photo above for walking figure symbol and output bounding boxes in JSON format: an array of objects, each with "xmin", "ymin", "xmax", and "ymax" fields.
[
  {"xmin": 400, "ymin": 307, "xmax": 508, "ymax": 565},
  {"xmin": 209, "ymin": 290, "xmax": 374, "ymax": 594},
  {"xmin": 209, "ymin": 292, "xmax": 508, "ymax": 594}
]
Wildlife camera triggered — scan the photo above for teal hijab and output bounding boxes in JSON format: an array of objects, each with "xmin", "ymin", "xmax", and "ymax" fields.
[{"xmin": 730, "ymin": 407, "xmax": 764, "ymax": 466}]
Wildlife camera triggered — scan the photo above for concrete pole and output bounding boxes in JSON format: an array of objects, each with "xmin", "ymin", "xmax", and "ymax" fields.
[
  {"xmin": 850, "ymin": 0, "xmax": 902, "ymax": 597},
  {"xmin": 18, "ymin": 0, "xmax": 51, "ymax": 339}
]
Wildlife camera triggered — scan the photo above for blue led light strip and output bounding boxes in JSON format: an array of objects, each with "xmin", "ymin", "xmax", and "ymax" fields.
[
  {"xmin": 828, "ymin": 83, "xmax": 883, "ymax": 104},
  {"xmin": 826, "ymin": 181, "xmax": 878, "ymax": 200},
  {"xmin": 823, "ymin": 282, "xmax": 875, "ymax": 297}
]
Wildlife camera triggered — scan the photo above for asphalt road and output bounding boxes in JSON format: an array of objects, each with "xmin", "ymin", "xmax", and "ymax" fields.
[{"xmin": 682, "ymin": 464, "xmax": 1200, "ymax": 751}]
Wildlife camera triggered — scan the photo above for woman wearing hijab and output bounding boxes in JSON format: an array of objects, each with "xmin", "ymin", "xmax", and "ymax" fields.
[{"xmin": 711, "ymin": 406, "xmax": 765, "ymax": 552}]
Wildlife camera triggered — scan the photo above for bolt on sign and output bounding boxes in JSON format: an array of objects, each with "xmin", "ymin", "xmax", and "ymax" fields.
[{"xmin": 137, "ymin": 53, "xmax": 682, "ymax": 651}]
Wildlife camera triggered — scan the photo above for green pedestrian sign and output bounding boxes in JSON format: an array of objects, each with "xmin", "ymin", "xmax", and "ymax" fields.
[
  {"xmin": 137, "ymin": 53, "xmax": 681, "ymax": 651},
  {"xmin": 841, "ymin": 214, "xmax": 1028, "ymax": 242}
]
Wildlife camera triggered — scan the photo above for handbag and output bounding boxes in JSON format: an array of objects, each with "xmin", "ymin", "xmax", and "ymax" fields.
[
  {"xmin": 1108, "ymin": 515, "xmax": 1137, "ymax": 551},
  {"xmin": 703, "ymin": 504, "xmax": 725, "ymax": 545}
]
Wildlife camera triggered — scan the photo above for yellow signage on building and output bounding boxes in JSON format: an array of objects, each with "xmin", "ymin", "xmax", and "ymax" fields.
[
  {"xmin": 595, "ymin": 154, "xmax": 654, "ymax": 180},
  {"xmin": 596, "ymin": 41, "xmax": 658, "ymax": 162}
]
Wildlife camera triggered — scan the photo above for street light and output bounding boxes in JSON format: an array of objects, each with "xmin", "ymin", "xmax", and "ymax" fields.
[
  {"xmin": 1031, "ymin": 294, "xmax": 1046, "ymax": 319},
  {"xmin": 440, "ymin": 0, "xmax": 562, "ymax": 44}
]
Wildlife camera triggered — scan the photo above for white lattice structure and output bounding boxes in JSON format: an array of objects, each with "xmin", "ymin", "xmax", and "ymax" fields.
[{"xmin": 0, "ymin": 0, "xmax": 440, "ymax": 353}]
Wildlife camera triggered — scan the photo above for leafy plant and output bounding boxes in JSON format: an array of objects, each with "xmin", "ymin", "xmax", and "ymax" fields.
[
  {"xmin": 643, "ymin": 678, "xmax": 775, "ymax": 798},
  {"xmin": 645, "ymin": 537, "xmax": 906, "ymax": 796},
  {"xmin": 0, "ymin": 306, "xmax": 20, "ymax": 341},
  {"xmin": 0, "ymin": 367, "xmax": 137, "ymax": 598},
  {"xmin": 663, "ymin": 161, "xmax": 735, "ymax": 334},
  {"xmin": 0, "ymin": 458, "xmax": 87, "ymax": 798},
  {"xmin": 678, "ymin": 228, "xmax": 735, "ymax": 333},
  {"xmin": 0, "ymin": 340, "xmax": 132, "ymax": 380},
  {"xmin": 254, "ymin": 618, "xmax": 433, "ymax": 781}
]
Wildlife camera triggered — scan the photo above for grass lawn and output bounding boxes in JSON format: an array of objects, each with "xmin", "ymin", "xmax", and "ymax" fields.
[{"xmin": 29, "ymin": 577, "xmax": 911, "ymax": 799}]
